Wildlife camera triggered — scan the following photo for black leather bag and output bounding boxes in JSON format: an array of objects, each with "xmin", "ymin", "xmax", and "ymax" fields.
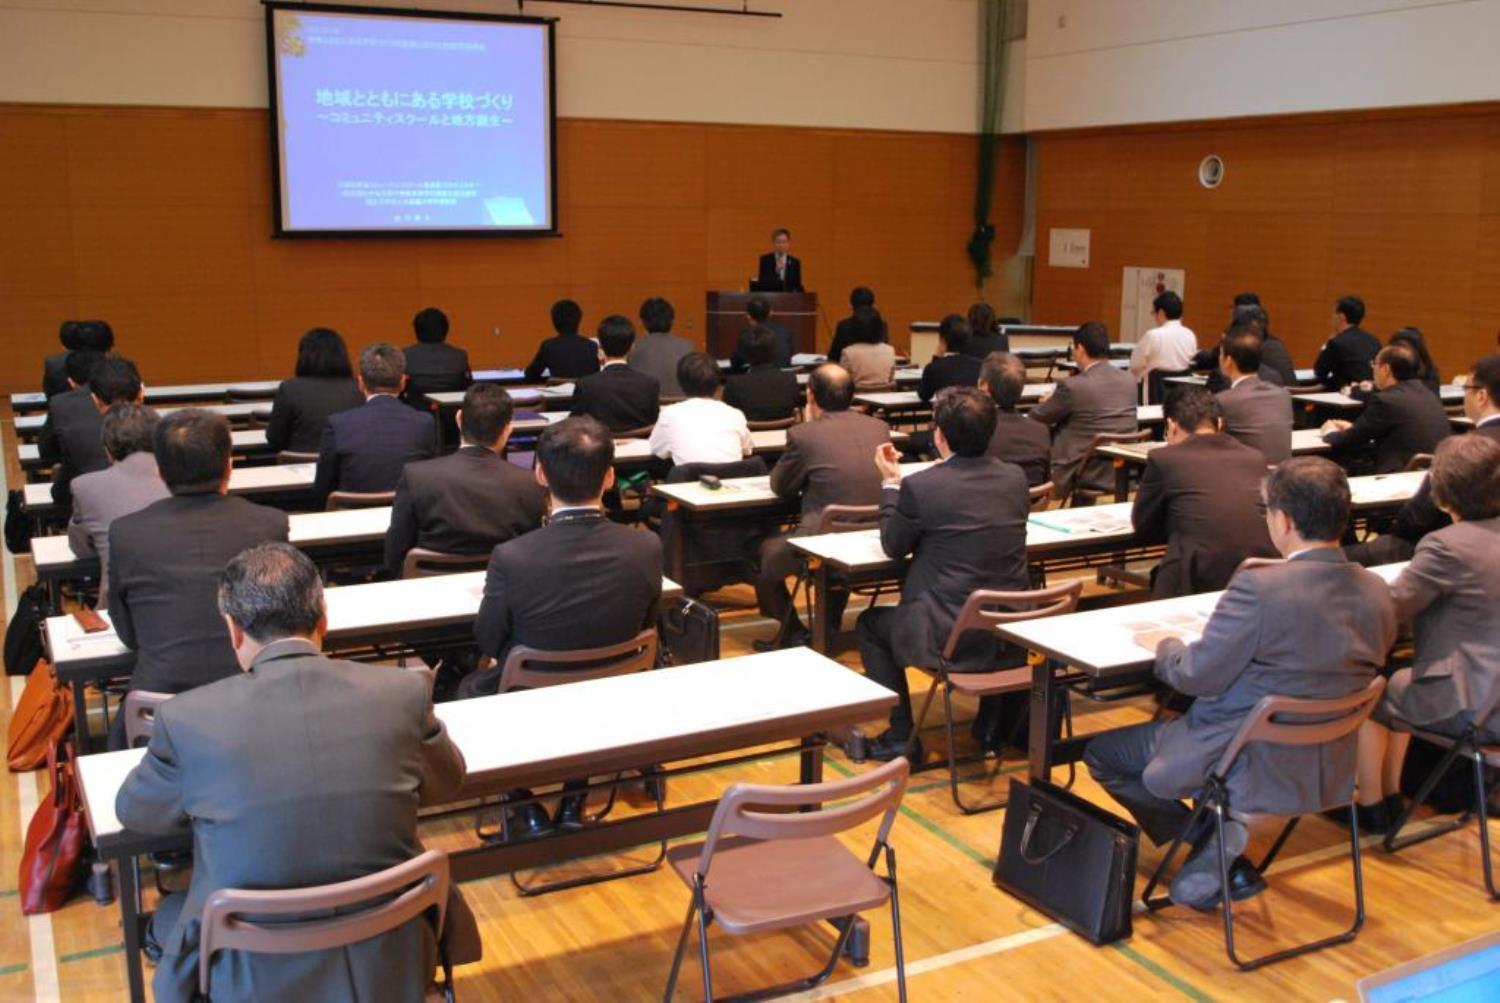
[
  {"xmin": 657, "ymin": 597, "xmax": 720, "ymax": 667},
  {"xmin": 993, "ymin": 777, "xmax": 1138, "ymax": 945},
  {"xmin": 6, "ymin": 489, "xmax": 33, "ymax": 556}
]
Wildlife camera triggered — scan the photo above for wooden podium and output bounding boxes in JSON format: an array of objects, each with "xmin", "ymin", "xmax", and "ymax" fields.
[{"xmin": 705, "ymin": 292, "xmax": 818, "ymax": 359}]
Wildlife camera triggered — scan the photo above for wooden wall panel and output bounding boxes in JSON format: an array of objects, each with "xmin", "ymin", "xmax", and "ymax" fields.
[{"xmin": 0, "ymin": 104, "xmax": 1026, "ymax": 392}]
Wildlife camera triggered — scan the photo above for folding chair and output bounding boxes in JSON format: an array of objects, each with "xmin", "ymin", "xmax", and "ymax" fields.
[
  {"xmin": 615, "ymin": 424, "xmax": 656, "ymax": 440},
  {"xmin": 1141, "ymin": 678, "xmax": 1387, "ymax": 971},
  {"xmin": 400, "ymin": 548, "xmax": 490, "ymax": 579},
  {"xmin": 275, "ymin": 450, "xmax": 320, "ymax": 465},
  {"xmin": 1068, "ymin": 429, "xmax": 1154, "ymax": 507},
  {"xmin": 1028, "ymin": 481, "xmax": 1054, "ymax": 511},
  {"xmin": 774, "ymin": 503, "xmax": 881, "ymax": 645},
  {"xmin": 327, "ymin": 490, "xmax": 396, "ymax": 511},
  {"xmin": 746, "ymin": 415, "xmax": 798, "ymax": 431},
  {"xmin": 121, "ymin": 690, "xmax": 172, "ymax": 748},
  {"xmin": 1403, "ymin": 452, "xmax": 1434, "ymax": 472},
  {"xmin": 662, "ymin": 758, "xmax": 910, "ymax": 1003}
]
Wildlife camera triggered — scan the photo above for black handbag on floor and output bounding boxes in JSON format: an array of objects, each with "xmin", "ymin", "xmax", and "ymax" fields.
[
  {"xmin": 657, "ymin": 597, "xmax": 720, "ymax": 667},
  {"xmin": 993, "ymin": 777, "xmax": 1139, "ymax": 945}
]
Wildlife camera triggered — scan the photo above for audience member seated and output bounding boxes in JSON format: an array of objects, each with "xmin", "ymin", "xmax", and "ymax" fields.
[
  {"xmin": 1190, "ymin": 295, "xmax": 1291, "ymax": 391},
  {"xmin": 41, "ymin": 320, "xmax": 80, "ymax": 399},
  {"xmin": 1132, "ymin": 387, "xmax": 1277, "ymax": 598},
  {"xmin": 265, "ymin": 327, "xmax": 364, "ymax": 455},
  {"xmin": 313, "ymin": 342, "xmax": 437, "ymax": 503},
  {"xmin": 109, "ymin": 409, "xmax": 289, "ymax": 718},
  {"xmin": 1349, "ymin": 435, "xmax": 1500, "ymax": 834},
  {"xmin": 39, "ymin": 350, "xmax": 102, "ymax": 473},
  {"xmin": 402, "ymin": 306, "xmax": 471, "ymax": 398},
  {"xmin": 628, "ymin": 296, "xmax": 692, "ymax": 397},
  {"xmin": 919, "ymin": 314, "xmax": 982, "ymax": 403},
  {"xmin": 964, "ymin": 302, "xmax": 1009, "ymax": 359},
  {"xmin": 754, "ymin": 364, "xmax": 892, "ymax": 650},
  {"xmin": 385, "ymin": 383, "xmax": 547, "ymax": 576},
  {"xmin": 48, "ymin": 353, "xmax": 145, "ymax": 507},
  {"xmin": 1028, "ymin": 321, "xmax": 1138, "ymax": 499},
  {"xmin": 838, "ymin": 307, "xmax": 897, "ymax": 390},
  {"xmin": 981, "ymin": 352, "xmax": 1051, "ymax": 487},
  {"xmin": 1314, "ymin": 295, "xmax": 1381, "ymax": 389},
  {"xmin": 1321, "ymin": 343, "xmax": 1451, "ymax": 473},
  {"xmin": 731, "ymin": 296, "xmax": 794, "ymax": 372},
  {"xmin": 724, "ymin": 326, "xmax": 801, "ymax": 422},
  {"xmin": 649, "ymin": 353, "xmax": 752, "ymax": 467},
  {"xmin": 858, "ymin": 387, "xmax": 1032, "ymax": 761},
  {"xmin": 67, "ymin": 404, "xmax": 169, "ymax": 608},
  {"xmin": 1086, "ymin": 457, "xmax": 1396, "ymax": 909},
  {"xmin": 1349, "ymin": 327, "xmax": 1442, "ymax": 402},
  {"xmin": 1215, "ymin": 324, "xmax": 1294, "ymax": 464},
  {"xmin": 571, "ymin": 314, "xmax": 661, "ymax": 432},
  {"xmin": 116, "ymin": 542, "xmax": 469, "ymax": 1003},
  {"xmin": 524, "ymin": 299, "xmax": 600, "ymax": 382},
  {"xmin": 1129, "ymin": 291, "xmax": 1197, "ymax": 395},
  {"xmin": 828, "ymin": 286, "xmax": 883, "ymax": 363}
]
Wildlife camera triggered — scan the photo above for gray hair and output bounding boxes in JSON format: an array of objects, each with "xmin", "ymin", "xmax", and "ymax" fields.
[
  {"xmin": 101, "ymin": 403, "xmax": 158, "ymax": 462},
  {"xmin": 359, "ymin": 342, "xmax": 406, "ymax": 391},
  {"xmin": 217, "ymin": 543, "xmax": 324, "ymax": 643}
]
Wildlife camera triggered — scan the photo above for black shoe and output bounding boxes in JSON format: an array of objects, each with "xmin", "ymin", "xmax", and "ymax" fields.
[
  {"xmin": 503, "ymin": 801, "xmax": 553, "ymax": 841},
  {"xmin": 753, "ymin": 627, "xmax": 812, "ymax": 653},
  {"xmin": 555, "ymin": 794, "xmax": 587, "ymax": 831},
  {"xmin": 1185, "ymin": 856, "xmax": 1268, "ymax": 911},
  {"xmin": 1323, "ymin": 800, "xmax": 1393, "ymax": 835},
  {"xmin": 1170, "ymin": 819, "xmax": 1249, "ymax": 910},
  {"xmin": 866, "ymin": 729, "xmax": 922, "ymax": 763}
]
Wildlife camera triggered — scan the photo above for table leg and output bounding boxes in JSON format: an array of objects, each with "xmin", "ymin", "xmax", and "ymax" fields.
[
  {"xmin": 665, "ymin": 500, "xmax": 685, "ymax": 585},
  {"xmin": 1113, "ymin": 460, "xmax": 1129, "ymax": 502},
  {"xmin": 808, "ymin": 559, "xmax": 831, "ymax": 654},
  {"xmin": 71, "ymin": 684, "xmax": 92, "ymax": 753},
  {"xmin": 1028, "ymin": 658, "xmax": 1058, "ymax": 783},
  {"xmin": 799, "ymin": 735, "xmax": 824, "ymax": 786},
  {"xmin": 117, "ymin": 857, "xmax": 148, "ymax": 1003}
]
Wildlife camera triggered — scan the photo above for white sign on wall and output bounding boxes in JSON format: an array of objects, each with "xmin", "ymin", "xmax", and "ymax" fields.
[
  {"xmin": 1048, "ymin": 228, "xmax": 1091, "ymax": 268},
  {"xmin": 1120, "ymin": 267, "xmax": 1186, "ymax": 343}
]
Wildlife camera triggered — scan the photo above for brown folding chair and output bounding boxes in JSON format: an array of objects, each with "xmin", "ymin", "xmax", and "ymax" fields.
[
  {"xmin": 1403, "ymin": 452, "xmax": 1434, "ymax": 472},
  {"xmin": 245, "ymin": 408, "xmax": 273, "ymax": 430},
  {"xmin": 1141, "ymin": 677, "xmax": 1387, "ymax": 971},
  {"xmin": 1068, "ymin": 429, "xmax": 1154, "ymax": 507},
  {"xmin": 662, "ymin": 758, "xmax": 910, "ymax": 1003},
  {"xmin": 327, "ymin": 490, "xmax": 396, "ymax": 511},
  {"xmin": 1028, "ymin": 481, "xmax": 1054, "ymax": 511},
  {"xmin": 121, "ymin": 690, "xmax": 172, "ymax": 748},
  {"xmin": 904, "ymin": 581, "xmax": 1083, "ymax": 814},
  {"xmin": 198, "ymin": 849, "xmax": 455, "ymax": 1003},
  {"xmin": 275, "ymin": 450, "xmax": 320, "ymax": 465},
  {"xmin": 777, "ymin": 504, "xmax": 882, "ymax": 644},
  {"xmin": 615, "ymin": 424, "xmax": 656, "ymax": 440},
  {"xmin": 400, "ymin": 548, "xmax": 489, "ymax": 579},
  {"xmin": 746, "ymin": 415, "xmax": 798, "ymax": 431}
]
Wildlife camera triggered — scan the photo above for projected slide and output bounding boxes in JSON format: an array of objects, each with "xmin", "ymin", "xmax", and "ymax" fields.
[{"xmin": 267, "ymin": 5, "xmax": 555, "ymax": 235}]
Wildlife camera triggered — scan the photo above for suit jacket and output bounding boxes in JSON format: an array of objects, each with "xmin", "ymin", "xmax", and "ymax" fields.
[
  {"xmin": 384, "ymin": 446, "xmax": 547, "ymax": 575},
  {"xmin": 265, "ymin": 376, "xmax": 364, "ymax": 455},
  {"xmin": 116, "ymin": 639, "xmax": 466, "ymax": 1003},
  {"xmin": 572, "ymin": 363, "xmax": 661, "ymax": 432},
  {"xmin": 986, "ymin": 410, "xmax": 1052, "ymax": 487},
  {"xmin": 67, "ymin": 452, "xmax": 170, "ymax": 607},
  {"xmin": 1130, "ymin": 433, "xmax": 1277, "ymax": 598},
  {"xmin": 769, "ymin": 410, "xmax": 891, "ymax": 531},
  {"xmin": 1260, "ymin": 336, "xmax": 1298, "ymax": 388},
  {"xmin": 314, "ymin": 394, "xmax": 437, "ymax": 501},
  {"xmin": 878, "ymin": 456, "xmax": 1031, "ymax": 670},
  {"xmin": 1313, "ymin": 326, "xmax": 1381, "ymax": 388},
  {"xmin": 964, "ymin": 331, "xmax": 1011, "ymax": 359},
  {"xmin": 1147, "ymin": 549, "xmax": 1396, "ymax": 814},
  {"xmin": 42, "ymin": 351, "xmax": 69, "ymax": 398},
  {"xmin": 1027, "ymin": 360, "xmax": 1139, "ymax": 496},
  {"xmin": 731, "ymin": 321, "xmax": 795, "ymax": 372},
  {"xmin": 1391, "ymin": 420, "xmax": 1500, "ymax": 543},
  {"xmin": 402, "ymin": 341, "xmax": 471, "ymax": 397},
  {"xmin": 468, "ymin": 510, "xmax": 662, "ymax": 696},
  {"xmin": 756, "ymin": 252, "xmax": 803, "ymax": 292},
  {"xmin": 724, "ymin": 364, "xmax": 801, "ymax": 422},
  {"xmin": 1216, "ymin": 376, "xmax": 1294, "ymax": 464},
  {"xmin": 628, "ymin": 331, "xmax": 694, "ymax": 397},
  {"xmin": 41, "ymin": 387, "xmax": 108, "ymax": 506},
  {"xmin": 1324, "ymin": 378, "xmax": 1452, "ymax": 473},
  {"xmin": 918, "ymin": 353, "xmax": 982, "ymax": 403},
  {"xmin": 840, "ymin": 342, "xmax": 897, "ymax": 390},
  {"xmin": 524, "ymin": 332, "xmax": 600, "ymax": 382},
  {"xmin": 108, "ymin": 493, "xmax": 289, "ymax": 694}
]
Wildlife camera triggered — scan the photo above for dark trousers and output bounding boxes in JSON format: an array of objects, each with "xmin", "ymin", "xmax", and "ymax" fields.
[
  {"xmin": 756, "ymin": 534, "xmax": 848, "ymax": 635},
  {"xmin": 1343, "ymin": 532, "xmax": 1415, "ymax": 568},
  {"xmin": 1083, "ymin": 721, "xmax": 1203, "ymax": 846}
]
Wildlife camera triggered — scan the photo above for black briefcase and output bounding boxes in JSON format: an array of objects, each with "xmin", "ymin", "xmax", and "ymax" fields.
[
  {"xmin": 993, "ymin": 777, "xmax": 1139, "ymax": 945},
  {"xmin": 657, "ymin": 597, "xmax": 721, "ymax": 667}
]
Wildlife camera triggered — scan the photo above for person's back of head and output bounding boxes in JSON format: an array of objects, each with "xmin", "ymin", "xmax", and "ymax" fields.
[
  {"xmin": 91, "ymin": 354, "xmax": 143, "ymax": 406},
  {"xmin": 460, "ymin": 383, "xmax": 513, "ymax": 448},
  {"xmin": 551, "ymin": 298, "xmax": 582, "ymax": 336},
  {"xmin": 980, "ymin": 351, "xmax": 1026, "ymax": 410},
  {"xmin": 597, "ymin": 314, "xmax": 636, "ymax": 360},
  {"xmin": 1377, "ymin": 343, "xmax": 1420, "ymax": 382},
  {"xmin": 65, "ymin": 349, "xmax": 102, "ymax": 388},
  {"xmin": 967, "ymin": 302, "xmax": 997, "ymax": 337},
  {"xmin": 536, "ymin": 415, "xmax": 614, "ymax": 505},
  {"xmin": 849, "ymin": 286, "xmax": 875, "ymax": 311},
  {"xmin": 746, "ymin": 297, "xmax": 771, "ymax": 324},
  {"xmin": 295, "ymin": 327, "xmax": 354, "ymax": 379},
  {"xmin": 218, "ymin": 542, "xmax": 325, "ymax": 645},
  {"xmin": 639, "ymin": 296, "xmax": 674, "ymax": 334},
  {"xmin": 852, "ymin": 306, "xmax": 885, "ymax": 345},
  {"xmin": 358, "ymin": 342, "xmax": 406, "ymax": 393},
  {"xmin": 933, "ymin": 386, "xmax": 997, "ymax": 458},
  {"xmin": 1263, "ymin": 457, "xmax": 1349, "ymax": 544},
  {"xmin": 1163, "ymin": 385, "xmax": 1221, "ymax": 434},
  {"xmin": 677, "ymin": 352, "xmax": 722, "ymax": 399},
  {"xmin": 58, "ymin": 320, "xmax": 81, "ymax": 351},
  {"xmin": 1153, "ymin": 291, "xmax": 1184, "ymax": 321},
  {"xmin": 1073, "ymin": 321, "xmax": 1111, "ymax": 360},
  {"xmin": 155, "ymin": 408, "xmax": 232, "ymax": 496},
  {"xmin": 809, "ymin": 363, "xmax": 853, "ymax": 412},
  {"xmin": 73, "ymin": 320, "xmax": 114, "ymax": 354},
  {"xmin": 1389, "ymin": 327, "xmax": 1435, "ymax": 379},
  {"xmin": 1232, "ymin": 303, "xmax": 1270, "ymax": 335},
  {"xmin": 412, "ymin": 307, "xmax": 449, "ymax": 345},
  {"xmin": 938, "ymin": 313, "xmax": 971, "ymax": 353},
  {"xmin": 101, "ymin": 403, "xmax": 159, "ymax": 463},
  {"xmin": 743, "ymin": 325, "xmax": 778, "ymax": 367},
  {"xmin": 1220, "ymin": 324, "xmax": 1264, "ymax": 375},
  {"xmin": 1336, "ymin": 295, "xmax": 1365, "ymax": 327},
  {"xmin": 1232, "ymin": 292, "xmax": 1261, "ymax": 311},
  {"xmin": 1429, "ymin": 434, "xmax": 1500, "ymax": 523}
]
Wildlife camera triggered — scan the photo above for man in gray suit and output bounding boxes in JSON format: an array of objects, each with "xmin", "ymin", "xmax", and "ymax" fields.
[
  {"xmin": 1215, "ymin": 324, "xmax": 1294, "ymax": 464},
  {"xmin": 67, "ymin": 404, "xmax": 169, "ymax": 607},
  {"xmin": 628, "ymin": 296, "xmax": 693, "ymax": 398},
  {"xmin": 754, "ymin": 365, "xmax": 893, "ymax": 650},
  {"xmin": 1086, "ymin": 458, "xmax": 1396, "ymax": 909},
  {"xmin": 116, "ymin": 543, "xmax": 471, "ymax": 1003},
  {"xmin": 1028, "ymin": 322, "xmax": 1138, "ymax": 498}
]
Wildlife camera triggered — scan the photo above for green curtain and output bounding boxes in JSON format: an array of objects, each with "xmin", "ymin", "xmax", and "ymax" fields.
[{"xmin": 968, "ymin": 0, "xmax": 1010, "ymax": 287}]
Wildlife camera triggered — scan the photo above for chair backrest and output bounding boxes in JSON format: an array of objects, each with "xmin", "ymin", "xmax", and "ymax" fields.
[
  {"xmin": 276, "ymin": 450, "xmax": 320, "ymax": 465},
  {"xmin": 1028, "ymin": 481, "xmax": 1054, "ymax": 511},
  {"xmin": 1211, "ymin": 677, "xmax": 1387, "ymax": 781},
  {"xmin": 1404, "ymin": 452, "xmax": 1434, "ymax": 472},
  {"xmin": 694, "ymin": 758, "xmax": 909, "ymax": 878},
  {"xmin": 941, "ymin": 580, "xmax": 1083, "ymax": 663},
  {"xmin": 1070, "ymin": 429, "xmax": 1154, "ymax": 504},
  {"xmin": 746, "ymin": 415, "xmax": 798, "ymax": 431},
  {"xmin": 122, "ymin": 690, "xmax": 172, "ymax": 748},
  {"xmin": 815, "ymin": 504, "xmax": 880, "ymax": 534},
  {"xmin": 1146, "ymin": 367, "xmax": 1196, "ymax": 405},
  {"xmin": 199, "ymin": 849, "xmax": 449, "ymax": 999},
  {"xmin": 498, "ymin": 628, "xmax": 658, "ymax": 693},
  {"xmin": 663, "ymin": 457, "xmax": 768, "ymax": 483},
  {"xmin": 614, "ymin": 424, "xmax": 655, "ymax": 440},
  {"xmin": 400, "ymin": 547, "xmax": 490, "ymax": 580},
  {"xmin": 326, "ymin": 490, "xmax": 396, "ymax": 511}
]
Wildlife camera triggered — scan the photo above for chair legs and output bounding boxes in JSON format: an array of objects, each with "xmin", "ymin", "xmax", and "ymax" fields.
[
  {"xmin": 1383, "ymin": 739, "xmax": 1500, "ymax": 901},
  {"xmin": 510, "ymin": 774, "xmax": 669, "ymax": 897}
]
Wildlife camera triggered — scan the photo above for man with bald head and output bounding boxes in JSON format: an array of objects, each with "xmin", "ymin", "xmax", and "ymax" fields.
[{"xmin": 754, "ymin": 364, "xmax": 893, "ymax": 649}]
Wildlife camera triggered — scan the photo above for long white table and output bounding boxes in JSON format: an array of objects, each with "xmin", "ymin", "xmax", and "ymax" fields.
[
  {"xmin": 22, "ymin": 463, "xmax": 317, "ymax": 520},
  {"xmin": 18, "ymin": 428, "xmax": 270, "ymax": 474},
  {"xmin": 15, "ymin": 400, "xmax": 270, "ymax": 438},
  {"xmin": 1296, "ymin": 384, "xmax": 1465, "ymax": 413},
  {"xmin": 854, "ymin": 384, "xmax": 1055, "ymax": 413},
  {"xmin": 614, "ymin": 426, "xmax": 907, "ymax": 468},
  {"xmin": 10, "ymin": 380, "xmax": 283, "ymax": 415}
]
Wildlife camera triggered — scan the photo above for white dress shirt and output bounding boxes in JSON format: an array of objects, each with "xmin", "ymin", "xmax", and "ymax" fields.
[
  {"xmin": 1129, "ymin": 319, "xmax": 1198, "ymax": 379},
  {"xmin": 648, "ymin": 396, "xmax": 753, "ymax": 465}
]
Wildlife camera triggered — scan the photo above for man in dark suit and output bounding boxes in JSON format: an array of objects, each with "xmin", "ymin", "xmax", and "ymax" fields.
[
  {"xmin": 1028, "ymin": 321, "xmax": 1139, "ymax": 498},
  {"xmin": 109, "ymin": 409, "xmax": 289, "ymax": 708},
  {"xmin": 724, "ymin": 326, "xmax": 801, "ymax": 422},
  {"xmin": 628, "ymin": 297, "xmax": 693, "ymax": 397},
  {"xmin": 524, "ymin": 299, "xmax": 600, "ymax": 382},
  {"xmin": 314, "ymin": 342, "xmax": 437, "ymax": 503},
  {"xmin": 919, "ymin": 314, "xmax": 982, "ymax": 403},
  {"xmin": 1321, "ymin": 343, "xmax": 1451, "ymax": 473},
  {"xmin": 41, "ymin": 320, "xmax": 79, "ymax": 398},
  {"xmin": 46, "ymin": 353, "xmax": 145, "ymax": 507},
  {"xmin": 828, "ymin": 286, "xmax": 880, "ymax": 363},
  {"xmin": 731, "ymin": 297, "xmax": 794, "ymax": 372},
  {"xmin": 116, "ymin": 543, "xmax": 471, "ymax": 1003},
  {"xmin": 1314, "ymin": 295, "xmax": 1381, "ymax": 389},
  {"xmin": 571, "ymin": 315, "xmax": 660, "ymax": 433},
  {"xmin": 754, "ymin": 365, "xmax": 892, "ymax": 649},
  {"xmin": 1086, "ymin": 458, "xmax": 1396, "ymax": 909},
  {"xmin": 1132, "ymin": 387, "xmax": 1277, "ymax": 598},
  {"xmin": 1190, "ymin": 299, "xmax": 1293, "ymax": 392},
  {"xmin": 1215, "ymin": 324, "xmax": 1294, "ymax": 464},
  {"xmin": 755, "ymin": 226, "xmax": 803, "ymax": 292},
  {"xmin": 981, "ymin": 352, "xmax": 1051, "ymax": 487},
  {"xmin": 858, "ymin": 387, "xmax": 1032, "ymax": 761},
  {"xmin": 402, "ymin": 306, "xmax": 471, "ymax": 397},
  {"xmin": 385, "ymin": 383, "xmax": 547, "ymax": 576}
]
